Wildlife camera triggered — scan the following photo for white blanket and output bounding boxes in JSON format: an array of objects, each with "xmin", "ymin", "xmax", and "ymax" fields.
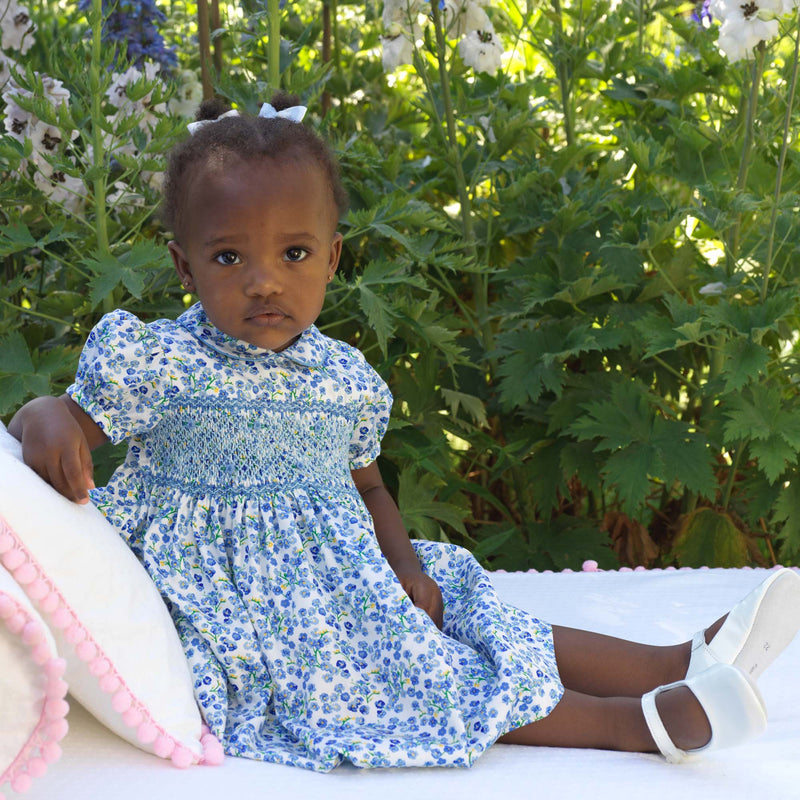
[{"xmin": 11, "ymin": 567, "xmax": 800, "ymax": 800}]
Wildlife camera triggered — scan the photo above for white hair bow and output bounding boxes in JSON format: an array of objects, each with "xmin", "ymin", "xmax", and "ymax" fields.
[
  {"xmin": 259, "ymin": 102, "xmax": 307, "ymax": 122},
  {"xmin": 186, "ymin": 102, "xmax": 307, "ymax": 135}
]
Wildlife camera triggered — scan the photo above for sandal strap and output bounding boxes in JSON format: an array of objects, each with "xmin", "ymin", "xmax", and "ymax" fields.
[{"xmin": 642, "ymin": 683, "xmax": 685, "ymax": 763}]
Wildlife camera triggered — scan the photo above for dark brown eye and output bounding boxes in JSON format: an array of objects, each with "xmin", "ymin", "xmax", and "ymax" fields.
[{"xmin": 215, "ymin": 251, "xmax": 241, "ymax": 266}]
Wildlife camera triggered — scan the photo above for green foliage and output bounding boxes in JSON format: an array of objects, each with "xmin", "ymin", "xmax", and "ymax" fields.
[{"xmin": 3, "ymin": 0, "xmax": 800, "ymax": 570}]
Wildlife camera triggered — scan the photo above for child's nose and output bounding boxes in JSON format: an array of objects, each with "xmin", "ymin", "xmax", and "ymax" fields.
[{"xmin": 244, "ymin": 260, "xmax": 282, "ymax": 296}]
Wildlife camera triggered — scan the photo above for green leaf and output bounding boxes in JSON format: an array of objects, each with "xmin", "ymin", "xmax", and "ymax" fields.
[
  {"xmin": 774, "ymin": 476, "xmax": 800, "ymax": 558},
  {"xmin": 651, "ymin": 418, "xmax": 717, "ymax": 499},
  {"xmin": 603, "ymin": 443, "xmax": 657, "ymax": 513},
  {"xmin": 749, "ymin": 436, "xmax": 797, "ymax": 483},
  {"xmin": 571, "ymin": 380, "xmax": 652, "ymax": 451},
  {"xmin": 721, "ymin": 338, "xmax": 769, "ymax": 393},
  {"xmin": 439, "ymin": 388, "xmax": 487, "ymax": 427},
  {"xmin": 357, "ymin": 284, "xmax": 396, "ymax": 356},
  {"xmin": 0, "ymin": 331, "xmax": 34, "ymax": 373},
  {"xmin": 397, "ymin": 468, "xmax": 467, "ymax": 540},
  {"xmin": 0, "ymin": 221, "xmax": 36, "ymax": 257},
  {"xmin": 670, "ymin": 508, "xmax": 749, "ymax": 568}
]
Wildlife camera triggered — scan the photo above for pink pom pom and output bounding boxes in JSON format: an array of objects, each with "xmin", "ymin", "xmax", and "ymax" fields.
[
  {"xmin": 13, "ymin": 562, "xmax": 38, "ymax": 585},
  {"xmin": 44, "ymin": 658, "xmax": 66, "ymax": 678},
  {"xmin": 171, "ymin": 745, "xmax": 194, "ymax": 769},
  {"xmin": 65, "ymin": 624, "xmax": 86, "ymax": 645},
  {"xmin": 6, "ymin": 611, "xmax": 26, "ymax": 634},
  {"xmin": 47, "ymin": 718, "xmax": 69, "ymax": 740},
  {"xmin": 137, "ymin": 722, "xmax": 159, "ymax": 744},
  {"xmin": 2, "ymin": 548, "xmax": 26, "ymax": 571},
  {"xmin": 75, "ymin": 640, "xmax": 97, "ymax": 662},
  {"xmin": 39, "ymin": 592, "xmax": 59, "ymax": 613},
  {"xmin": 49, "ymin": 607, "xmax": 72, "ymax": 629},
  {"xmin": 0, "ymin": 594, "xmax": 15, "ymax": 619},
  {"xmin": 41, "ymin": 741, "xmax": 62, "ymax": 764},
  {"xmin": 22, "ymin": 621, "xmax": 45, "ymax": 645},
  {"xmin": 50, "ymin": 678, "xmax": 69, "ymax": 699},
  {"xmin": 201, "ymin": 735, "xmax": 225, "ymax": 766},
  {"xmin": 122, "ymin": 707, "xmax": 143, "ymax": 728},
  {"xmin": 111, "ymin": 689, "xmax": 133, "ymax": 713},
  {"xmin": 153, "ymin": 735, "xmax": 176, "ymax": 758},
  {"xmin": 32, "ymin": 643, "xmax": 53, "ymax": 665},
  {"xmin": 581, "ymin": 559, "xmax": 599, "ymax": 572},
  {"xmin": 89, "ymin": 657, "xmax": 110, "ymax": 676},
  {"xmin": 10, "ymin": 773, "xmax": 32, "ymax": 793},
  {"xmin": 99, "ymin": 673, "xmax": 120, "ymax": 693},
  {"xmin": 26, "ymin": 579, "xmax": 50, "ymax": 601},
  {"xmin": 26, "ymin": 757, "xmax": 48, "ymax": 778},
  {"xmin": 44, "ymin": 698, "xmax": 69, "ymax": 719},
  {"xmin": 0, "ymin": 531, "xmax": 15, "ymax": 552}
]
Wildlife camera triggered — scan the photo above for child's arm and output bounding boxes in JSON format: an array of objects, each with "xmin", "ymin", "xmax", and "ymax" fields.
[
  {"xmin": 8, "ymin": 395, "xmax": 109, "ymax": 504},
  {"xmin": 352, "ymin": 462, "xmax": 444, "ymax": 629}
]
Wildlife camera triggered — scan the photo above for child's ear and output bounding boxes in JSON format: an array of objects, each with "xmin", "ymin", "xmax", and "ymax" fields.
[
  {"xmin": 168, "ymin": 241, "xmax": 195, "ymax": 292},
  {"xmin": 327, "ymin": 232, "xmax": 343, "ymax": 282}
]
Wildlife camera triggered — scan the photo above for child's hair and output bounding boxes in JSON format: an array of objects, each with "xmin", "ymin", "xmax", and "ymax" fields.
[{"xmin": 162, "ymin": 91, "xmax": 348, "ymax": 240}]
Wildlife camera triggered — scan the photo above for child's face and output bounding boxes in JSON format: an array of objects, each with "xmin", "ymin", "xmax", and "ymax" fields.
[{"xmin": 168, "ymin": 155, "xmax": 342, "ymax": 352}]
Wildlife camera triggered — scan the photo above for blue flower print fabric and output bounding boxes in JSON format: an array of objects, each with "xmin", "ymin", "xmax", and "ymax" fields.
[{"xmin": 67, "ymin": 304, "xmax": 564, "ymax": 771}]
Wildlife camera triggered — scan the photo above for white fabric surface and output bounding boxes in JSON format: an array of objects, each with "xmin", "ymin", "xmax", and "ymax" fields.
[{"xmin": 9, "ymin": 567, "xmax": 800, "ymax": 800}]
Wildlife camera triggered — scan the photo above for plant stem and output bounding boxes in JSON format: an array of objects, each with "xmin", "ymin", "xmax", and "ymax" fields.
[
  {"xmin": 720, "ymin": 445, "xmax": 742, "ymax": 510},
  {"xmin": 268, "ymin": 0, "xmax": 281, "ymax": 94},
  {"xmin": 429, "ymin": 1, "xmax": 493, "ymax": 356},
  {"xmin": 89, "ymin": 0, "xmax": 110, "ymax": 275},
  {"xmin": 726, "ymin": 43, "xmax": 765, "ymax": 277},
  {"xmin": 762, "ymin": 16, "xmax": 800, "ymax": 302},
  {"xmin": 197, "ymin": 0, "xmax": 213, "ymax": 100},
  {"xmin": 551, "ymin": 0, "xmax": 574, "ymax": 147}
]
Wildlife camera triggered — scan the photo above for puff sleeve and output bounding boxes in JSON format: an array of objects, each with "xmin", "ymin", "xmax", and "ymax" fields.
[
  {"xmin": 66, "ymin": 310, "xmax": 169, "ymax": 444},
  {"xmin": 348, "ymin": 359, "xmax": 393, "ymax": 471}
]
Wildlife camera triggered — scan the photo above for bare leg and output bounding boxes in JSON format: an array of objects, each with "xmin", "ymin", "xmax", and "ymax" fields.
[
  {"xmin": 551, "ymin": 615, "xmax": 728, "ymax": 697},
  {"xmin": 499, "ymin": 686, "xmax": 710, "ymax": 753},
  {"xmin": 497, "ymin": 616, "xmax": 729, "ymax": 752}
]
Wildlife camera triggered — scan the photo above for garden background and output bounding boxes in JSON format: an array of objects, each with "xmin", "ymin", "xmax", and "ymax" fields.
[{"xmin": 1, "ymin": 0, "xmax": 800, "ymax": 572}]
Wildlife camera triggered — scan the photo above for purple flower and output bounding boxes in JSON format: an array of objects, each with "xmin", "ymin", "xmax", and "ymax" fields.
[{"xmin": 78, "ymin": 0, "xmax": 177, "ymax": 71}]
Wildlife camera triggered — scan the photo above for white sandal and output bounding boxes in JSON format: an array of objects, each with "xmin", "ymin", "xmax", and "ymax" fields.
[
  {"xmin": 642, "ymin": 663, "xmax": 767, "ymax": 763},
  {"xmin": 687, "ymin": 568, "xmax": 800, "ymax": 681}
]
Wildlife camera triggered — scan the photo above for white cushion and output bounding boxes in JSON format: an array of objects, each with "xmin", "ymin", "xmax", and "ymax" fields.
[
  {"xmin": 0, "ymin": 424, "xmax": 223, "ymax": 768},
  {"xmin": 0, "ymin": 564, "xmax": 67, "ymax": 796}
]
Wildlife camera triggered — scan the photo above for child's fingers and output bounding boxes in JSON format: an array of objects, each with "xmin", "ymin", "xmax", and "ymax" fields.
[{"xmin": 59, "ymin": 448, "xmax": 91, "ymax": 504}]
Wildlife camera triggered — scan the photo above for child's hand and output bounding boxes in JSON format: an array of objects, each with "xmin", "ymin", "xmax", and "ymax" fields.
[
  {"xmin": 8, "ymin": 395, "xmax": 103, "ymax": 504},
  {"xmin": 398, "ymin": 570, "xmax": 444, "ymax": 629}
]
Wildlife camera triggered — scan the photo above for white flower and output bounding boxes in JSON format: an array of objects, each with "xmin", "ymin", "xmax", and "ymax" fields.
[
  {"xmin": 106, "ymin": 63, "xmax": 165, "ymax": 127},
  {"xmin": 0, "ymin": 1, "xmax": 36, "ymax": 54},
  {"xmin": 167, "ymin": 69, "xmax": 203, "ymax": 118},
  {"xmin": 0, "ymin": 51, "xmax": 18, "ymax": 90},
  {"xmin": 381, "ymin": 34, "xmax": 415, "ymax": 71},
  {"xmin": 40, "ymin": 75, "xmax": 70, "ymax": 107},
  {"xmin": 699, "ymin": 281, "xmax": 727, "ymax": 296},
  {"xmin": 712, "ymin": 0, "xmax": 785, "ymax": 60},
  {"xmin": 478, "ymin": 114, "xmax": 496, "ymax": 143},
  {"xmin": 107, "ymin": 180, "xmax": 145, "ymax": 212},
  {"xmin": 34, "ymin": 168, "xmax": 85, "ymax": 215},
  {"xmin": 382, "ymin": 0, "xmax": 422, "ymax": 31},
  {"xmin": 458, "ymin": 28, "xmax": 504, "ymax": 73},
  {"xmin": 2, "ymin": 95, "xmax": 31, "ymax": 141},
  {"xmin": 441, "ymin": 0, "xmax": 492, "ymax": 38}
]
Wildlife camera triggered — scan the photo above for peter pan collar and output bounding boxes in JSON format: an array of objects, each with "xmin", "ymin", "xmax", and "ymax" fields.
[{"xmin": 177, "ymin": 303, "xmax": 328, "ymax": 367}]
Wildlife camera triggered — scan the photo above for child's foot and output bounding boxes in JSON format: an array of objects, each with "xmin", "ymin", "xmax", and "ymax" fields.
[
  {"xmin": 643, "ymin": 664, "xmax": 766, "ymax": 762},
  {"xmin": 687, "ymin": 568, "xmax": 800, "ymax": 681}
]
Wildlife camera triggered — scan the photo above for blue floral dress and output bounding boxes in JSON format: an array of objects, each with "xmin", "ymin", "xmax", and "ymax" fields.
[{"xmin": 67, "ymin": 303, "xmax": 564, "ymax": 771}]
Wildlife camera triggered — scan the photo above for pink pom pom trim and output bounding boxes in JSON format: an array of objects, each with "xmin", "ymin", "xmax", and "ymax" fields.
[
  {"xmin": 0, "ymin": 587, "xmax": 69, "ymax": 798},
  {"xmin": 0, "ymin": 515, "xmax": 213, "ymax": 773}
]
